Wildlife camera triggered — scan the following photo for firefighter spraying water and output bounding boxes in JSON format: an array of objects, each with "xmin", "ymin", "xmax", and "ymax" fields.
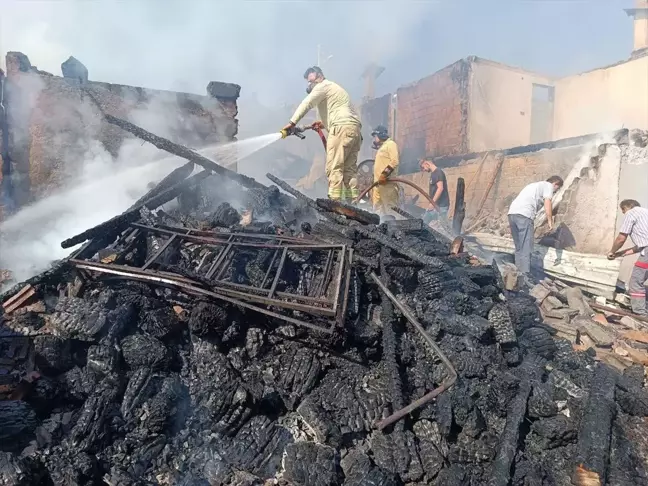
[{"xmin": 280, "ymin": 66, "xmax": 362, "ymax": 203}]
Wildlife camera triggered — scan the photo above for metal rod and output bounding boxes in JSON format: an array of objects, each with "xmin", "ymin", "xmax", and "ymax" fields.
[
  {"xmin": 213, "ymin": 279, "xmax": 333, "ymax": 305},
  {"xmin": 131, "ymin": 223, "xmax": 341, "ymax": 250},
  {"xmin": 317, "ymin": 250, "xmax": 334, "ymax": 297},
  {"xmin": 336, "ymin": 249, "xmax": 353, "ymax": 330},
  {"xmin": 368, "ymin": 272, "xmax": 457, "ymax": 430},
  {"xmin": 72, "ymin": 261, "xmax": 334, "ymax": 333},
  {"xmin": 142, "ymin": 234, "xmax": 177, "ymax": 270},
  {"xmin": 331, "ymin": 247, "xmax": 346, "ymax": 314},
  {"xmin": 261, "ymin": 248, "xmax": 280, "ymax": 288},
  {"xmin": 269, "ymin": 248, "xmax": 288, "ymax": 298},
  {"xmin": 590, "ymin": 301, "xmax": 648, "ymax": 324},
  {"xmin": 214, "ymin": 247, "xmax": 236, "ymax": 281},
  {"xmin": 205, "ymin": 234, "xmax": 234, "ymax": 278},
  {"xmin": 145, "ymin": 223, "xmax": 306, "ymax": 243}
]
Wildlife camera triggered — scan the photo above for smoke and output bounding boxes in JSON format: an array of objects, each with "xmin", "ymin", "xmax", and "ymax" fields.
[
  {"xmin": 0, "ymin": 138, "xmax": 183, "ymax": 284},
  {"xmin": 0, "ymin": 1, "xmax": 436, "ymax": 104},
  {"xmin": 0, "ymin": 130, "xmax": 281, "ymax": 287}
]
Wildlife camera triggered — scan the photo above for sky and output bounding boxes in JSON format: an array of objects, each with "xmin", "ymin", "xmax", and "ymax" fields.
[{"xmin": 0, "ymin": 0, "xmax": 639, "ymax": 120}]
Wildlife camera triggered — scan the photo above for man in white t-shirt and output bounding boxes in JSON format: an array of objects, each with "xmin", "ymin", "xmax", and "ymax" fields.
[{"xmin": 507, "ymin": 175, "xmax": 564, "ymax": 274}]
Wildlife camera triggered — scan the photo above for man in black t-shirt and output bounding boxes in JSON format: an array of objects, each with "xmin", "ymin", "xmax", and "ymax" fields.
[{"xmin": 420, "ymin": 159, "xmax": 450, "ymax": 223}]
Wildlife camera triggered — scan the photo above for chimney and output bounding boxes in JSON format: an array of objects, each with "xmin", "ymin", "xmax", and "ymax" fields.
[
  {"xmin": 360, "ymin": 63, "xmax": 385, "ymax": 101},
  {"xmin": 625, "ymin": 0, "xmax": 648, "ymax": 55}
]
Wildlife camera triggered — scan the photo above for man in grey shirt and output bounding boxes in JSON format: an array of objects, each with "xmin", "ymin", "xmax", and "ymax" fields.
[{"xmin": 507, "ymin": 175, "xmax": 564, "ymax": 274}]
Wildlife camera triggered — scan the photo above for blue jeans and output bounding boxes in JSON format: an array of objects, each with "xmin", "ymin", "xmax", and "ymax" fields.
[{"xmin": 508, "ymin": 214, "xmax": 534, "ymax": 274}]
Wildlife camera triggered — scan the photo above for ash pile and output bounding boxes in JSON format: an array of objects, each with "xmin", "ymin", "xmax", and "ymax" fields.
[{"xmin": 1, "ymin": 118, "xmax": 648, "ymax": 486}]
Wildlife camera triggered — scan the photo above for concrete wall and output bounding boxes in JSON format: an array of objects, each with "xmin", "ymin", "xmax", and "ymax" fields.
[
  {"xmin": 1, "ymin": 52, "xmax": 240, "ymax": 211},
  {"xmin": 468, "ymin": 59, "xmax": 554, "ymax": 152},
  {"xmin": 553, "ymin": 56, "xmax": 648, "ymax": 140},
  {"xmin": 394, "ymin": 59, "xmax": 470, "ymax": 172}
]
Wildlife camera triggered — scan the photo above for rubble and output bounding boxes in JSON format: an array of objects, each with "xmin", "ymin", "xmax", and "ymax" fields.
[{"xmin": 0, "ymin": 118, "xmax": 647, "ymax": 485}]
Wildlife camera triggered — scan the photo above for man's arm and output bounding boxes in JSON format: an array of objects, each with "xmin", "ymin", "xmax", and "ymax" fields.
[
  {"xmin": 432, "ymin": 181, "xmax": 444, "ymax": 203},
  {"xmin": 317, "ymin": 104, "xmax": 329, "ymax": 130},
  {"xmin": 609, "ymin": 213, "xmax": 638, "ymax": 259},
  {"xmin": 609, "ymin": 233, "xmax": 629, "ymax": 257},
  {"xmin": 290, "ymin": 85, "xmax": 327, "ymax": 125},
  {"xmin": 544, "ymin": 199, "xmax": 553, "ymax": 229},
  {"xmin": 387, "ymin": 142, "xmax": 399, "ymax": 168}
]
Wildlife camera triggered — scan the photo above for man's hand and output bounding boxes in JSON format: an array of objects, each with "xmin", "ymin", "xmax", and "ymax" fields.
[
  {"xmin": 607, "ymin": 252, "xmax": 617, "ymax": 261},
  {"xmin": 310, "ymin": 121, "xmax": 323, "ymax": 130},
  {"xmin": 548, "ymin": 217, "xmax": 554, "ymax": 230},
  {"xmin": 280, "ymin": 122, "xmax": 295, "ymax": 138}
]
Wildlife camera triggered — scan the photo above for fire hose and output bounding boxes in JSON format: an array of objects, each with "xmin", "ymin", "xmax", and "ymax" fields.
[{"xmin": 354, "ymin": 177, "xmax": 439, "ymax": 210}]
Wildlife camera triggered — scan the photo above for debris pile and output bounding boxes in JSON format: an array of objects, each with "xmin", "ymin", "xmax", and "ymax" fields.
[
  {"xmin": 0, "ymin": 116, "xmax": 647, "ymax": 486},
  {"xmin": 532, "ymin": 278, "xmax": 648, "ymax": 371}
]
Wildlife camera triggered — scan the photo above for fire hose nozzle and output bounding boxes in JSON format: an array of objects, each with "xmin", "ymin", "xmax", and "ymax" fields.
[{"xmin": 280, "ymin": 126, "xmax": 307, "ymax": 140}]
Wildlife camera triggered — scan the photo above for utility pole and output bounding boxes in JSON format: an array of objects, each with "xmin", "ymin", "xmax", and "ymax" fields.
[{"xmin": 316, "ymin": 44, "xmax": 333, "ymax": 67}]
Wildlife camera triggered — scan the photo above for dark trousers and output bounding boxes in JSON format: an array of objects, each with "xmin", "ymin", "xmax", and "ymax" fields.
[
  {"xmin": 629, "ymin": 252, "xmax": 648, "ymax": 316},
  {"xmin": 508, "ymin": 214, "xmax": 534, "ymax": 274}
]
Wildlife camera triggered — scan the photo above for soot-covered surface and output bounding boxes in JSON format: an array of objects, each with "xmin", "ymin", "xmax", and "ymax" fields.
[{"xmin": 0, "ymin": 173, "xmax": 647, "ymax": 486}]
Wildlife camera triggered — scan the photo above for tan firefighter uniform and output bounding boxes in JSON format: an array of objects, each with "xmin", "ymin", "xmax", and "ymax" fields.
[
  {"xmin": 372, "ymin": 139, "xmax": 400, "ymax": 213},
  {"xmin": 290, "ymin": 80, "xmax": 362, "ymax": 201}
]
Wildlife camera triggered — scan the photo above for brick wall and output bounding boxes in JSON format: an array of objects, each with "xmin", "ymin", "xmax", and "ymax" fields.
[
  {"xmin": 407, "ymin": 146, "xmax": 580, "ymax": 216},
  {"xmin": 1, "ymin": 52, "xmax": 240, "ymax": 210},
  {"xmin": 395, "ymin": 59, "xmax": 470, "ymax": 173}
]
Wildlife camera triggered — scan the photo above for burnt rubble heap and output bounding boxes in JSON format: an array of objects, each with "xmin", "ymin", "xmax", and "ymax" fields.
[{"xmin": 1, "ymin": 118, "xmax": 648, "ymax": 486}]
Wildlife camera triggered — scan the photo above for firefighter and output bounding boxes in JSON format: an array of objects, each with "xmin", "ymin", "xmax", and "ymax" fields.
[
  {"xmin": 281, "ymin": 66, "xmax": 362, "ymax": 202},
  {"xmin": 371, "ymin": 125, "xmax": 400, "ymax": 217}
]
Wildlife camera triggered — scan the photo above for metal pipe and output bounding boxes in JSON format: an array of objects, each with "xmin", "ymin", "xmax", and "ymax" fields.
[
  {"xmin": 368, "ymin": 272, "xmax": 457, "ymax": 429},
  {"xmin": 590, "ymin": 301, "xmax": 648, "ymax": 324}
]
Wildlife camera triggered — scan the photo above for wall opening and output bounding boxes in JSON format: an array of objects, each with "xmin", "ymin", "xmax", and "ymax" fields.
[{"xmin": 530, "ymin": 83, "xmax": 555, "ymax": 144}]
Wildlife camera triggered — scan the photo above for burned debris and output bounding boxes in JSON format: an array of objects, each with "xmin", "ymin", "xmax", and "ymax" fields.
[{"xmin": 1, "ymin": 118, "xmax": 648, "ymax": 486}]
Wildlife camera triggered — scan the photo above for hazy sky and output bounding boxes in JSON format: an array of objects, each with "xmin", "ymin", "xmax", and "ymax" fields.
[{"xmin": 0, "ymin": 0, "xmax": 637, "ymax": 108}]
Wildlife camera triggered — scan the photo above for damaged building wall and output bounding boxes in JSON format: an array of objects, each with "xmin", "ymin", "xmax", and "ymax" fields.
[
  {"xmin": 394, "ymin": 59, "xmax": 470, "ymax": 172},
  {"xmin": 401, "ymin": 134, "xmax": 639, "ymax": 255},
  {"xmin": 1, "ymin": 52, "xmax": 240, "ymax": 210},
  {"xmin": 553, "ymin": 144, "xmax": 622, "ymax": 254},
  {"xmin": 468, "ymin": 58, "xmax": 555, "ymax": 152},
  {"xmin": 553, "ymin": 56, "xmax": 648, "ymax": 140}
]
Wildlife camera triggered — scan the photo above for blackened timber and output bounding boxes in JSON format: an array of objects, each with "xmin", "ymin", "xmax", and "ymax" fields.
[
  {"xmin": 489, "ymin": 356, "xmax": 542, "ymax": 486},
  {"xmin": 129, "ymin": 162, "xmax": 194, "ymax": 209},
  {"xmin": 574, "ymin": 364, "xmax": 617, "ymax": 483},
  {"xmin": 355, "ymin": 225, "xmax": 445, "ymax": 268},
  {"xmin": 452, "ymin": 177, "xmax": 465, "ymax": 235},
  {"xmin": 104, "ymin": 114, "xmax": 267, "ymax": 192},
  {"xmin": 316, "ymin": 198, "xmax": 380, "ymax": 225},
  {"xmin": 61, "ymin": 170, "xmax": 211, "ymax": 249},
  {"xmin": 266, "ymin": 173, "xmax": 349, "ymax": 226}
]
